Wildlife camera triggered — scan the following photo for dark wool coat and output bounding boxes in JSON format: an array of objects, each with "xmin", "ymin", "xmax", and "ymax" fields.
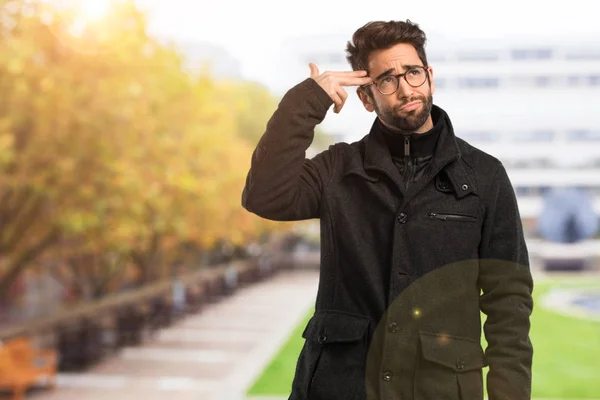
[{"xmin": 242, "ymin": 78, "xmax": 534, "ymax": 400}]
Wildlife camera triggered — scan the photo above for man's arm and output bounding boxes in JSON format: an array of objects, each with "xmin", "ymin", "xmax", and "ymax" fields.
[
  {"xmin": 241, "ymin": 78, "xmax": 333, "ymax": 221},
  {"xmin": 478, "ymin": 162, "xmax": 534, "ymax": 400},
  {"xmin": 242, "ymin": 66, "xmax": 372, "ymax": 221}
]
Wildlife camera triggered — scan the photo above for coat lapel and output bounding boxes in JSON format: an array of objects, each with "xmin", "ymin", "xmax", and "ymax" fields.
[
  {"xmin": 363, "ymin": 118, "xmax": 404, "ymax": 192},
  {"xmin": 360, "ymin": 105, "xmax": 478, "ymax": 200}
]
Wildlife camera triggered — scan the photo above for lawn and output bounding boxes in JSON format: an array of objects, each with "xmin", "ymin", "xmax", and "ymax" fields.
[{"xmin": 247, "ymin": 275, "xmax": 600, "ymax": 398}]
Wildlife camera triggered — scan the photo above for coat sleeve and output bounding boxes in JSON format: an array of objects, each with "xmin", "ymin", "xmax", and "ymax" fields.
[
  {"xmin": 478, "ymin": 162, "xmax": 534, "ymax": 400},
  {"xmin": 241, "ymin": 78, "xmax": 336, "ymax": 221}
]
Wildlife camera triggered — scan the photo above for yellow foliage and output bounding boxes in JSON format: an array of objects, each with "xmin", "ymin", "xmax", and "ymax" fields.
[{"xmin": 0, "ymin": 0, "xmax": 295, "ymax": 289}]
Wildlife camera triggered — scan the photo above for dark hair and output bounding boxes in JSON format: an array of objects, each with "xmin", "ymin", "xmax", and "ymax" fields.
[{"xmin": 345, "ymin": 20, "xmax": 428, "ymax": 72}]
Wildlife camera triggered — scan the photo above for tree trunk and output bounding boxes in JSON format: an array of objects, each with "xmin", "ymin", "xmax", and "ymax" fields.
[
  {"xmin": 0, "ymin": 228, "xmax": 60, "ymax": 300},
  {"xmin": 130, "ymin": 232, "xmax": 162, "ymax": 285}
]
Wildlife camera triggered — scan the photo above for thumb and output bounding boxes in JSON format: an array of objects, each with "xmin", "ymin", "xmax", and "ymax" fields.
[{"xmin": 308, "ymin": 63, "xmax": 319, "ymax": 79}]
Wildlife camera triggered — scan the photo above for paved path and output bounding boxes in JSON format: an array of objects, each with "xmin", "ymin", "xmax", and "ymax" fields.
[
  {"xmin": 28, "ymin": 269, "xmax": 319, "ymax": 400},
  {"xmin": 18, "ymin": 261, "xmax": 599, "ymax": 400}
]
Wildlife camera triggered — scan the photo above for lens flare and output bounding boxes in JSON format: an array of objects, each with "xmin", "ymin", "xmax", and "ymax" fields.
[
  {"xmin": 79, "ymin": 0, "xmax": 112, "ymax": 22},
  {"xmin": 40, "ymin": 0, "xmax": 138, "ymax": 56}
]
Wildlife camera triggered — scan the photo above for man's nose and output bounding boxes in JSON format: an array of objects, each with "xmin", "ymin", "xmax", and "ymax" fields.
[{"xmin": 396, "ymin": 77, "xmax": 414, "ymax": 98}]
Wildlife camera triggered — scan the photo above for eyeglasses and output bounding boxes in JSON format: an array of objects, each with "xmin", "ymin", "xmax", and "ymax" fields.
[{"xmin": 362, "ymin": 66, "xmax": 429, "ymax": 95}]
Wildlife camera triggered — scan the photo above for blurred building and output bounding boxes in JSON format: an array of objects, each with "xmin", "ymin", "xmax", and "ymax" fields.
[{"xmin": 270, "ymin": 33, "xmax": 600, "ymax": 233}]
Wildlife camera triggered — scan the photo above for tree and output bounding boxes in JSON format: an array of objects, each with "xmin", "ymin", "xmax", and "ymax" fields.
[{"xmin": 0, "ymin": 0, "xmax": 295, "ymax": 299}]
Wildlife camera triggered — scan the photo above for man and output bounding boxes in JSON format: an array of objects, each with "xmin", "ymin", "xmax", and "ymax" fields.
[{"xmin": 242, "ymin": 20, "xmax": 533, "ymax": 400}]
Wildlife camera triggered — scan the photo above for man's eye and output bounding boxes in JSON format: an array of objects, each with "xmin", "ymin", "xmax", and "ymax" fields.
[{"xmin": 381, "ymin": 76, "xmax": 394, "ymax": 84}]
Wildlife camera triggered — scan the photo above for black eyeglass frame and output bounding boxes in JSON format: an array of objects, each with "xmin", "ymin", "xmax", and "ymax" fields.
[{"xmin": 361, "ymin": 66, "xmax": 430, "ymax": 95}]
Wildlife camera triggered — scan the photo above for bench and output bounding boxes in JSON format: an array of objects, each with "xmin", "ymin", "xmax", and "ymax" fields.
[{"xmin": 0, "ymin": 338, "xmax": 57, "ymax": 399}]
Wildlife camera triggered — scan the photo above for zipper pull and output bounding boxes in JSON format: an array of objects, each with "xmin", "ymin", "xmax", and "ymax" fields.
[
  {"xmin": 429, "ymin": 212, "xmax": 446, "ymax": 220},
  {"xmin": 404, "ymin": 136, "xmax": 410, "ymax": 157}
]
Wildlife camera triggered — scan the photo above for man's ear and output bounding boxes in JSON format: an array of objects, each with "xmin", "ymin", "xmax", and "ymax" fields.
[
  {"xmin": 357, "ymin": 87, "xmax": 375, "ymax": 112},
  {"xmin": 427, "ymin": 66, "xmax": 435, "ymax": 95}
]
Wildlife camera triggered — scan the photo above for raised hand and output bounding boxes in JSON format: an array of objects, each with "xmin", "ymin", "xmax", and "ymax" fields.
[{"xmin": 309, "ymin": 63, "xmax": 372, "ymax": 114}]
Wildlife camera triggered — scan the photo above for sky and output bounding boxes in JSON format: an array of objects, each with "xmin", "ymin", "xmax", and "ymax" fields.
[{"xmin": 133, "ymin": 0, "xmax": 600, "ymax": 85}]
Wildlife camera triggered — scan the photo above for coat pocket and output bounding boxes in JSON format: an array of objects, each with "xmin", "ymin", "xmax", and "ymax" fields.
[
  {"xmin": 299, "ymin": 310, "xmax": 370, "ymax": 400},
  {"xmin": 422, "ymin": 209, "xmax": 482, "ymax": 265},
  {"xmin": 414, "ymin": 331, "xmax": 486, "ymax": 400},
  {"xmin": 429, "ymin": 211, "xmax": 478, "ymax": 222}
]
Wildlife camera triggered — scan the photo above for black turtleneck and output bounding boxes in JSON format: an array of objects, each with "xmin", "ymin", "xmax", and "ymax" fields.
[
  {"xmin": 377, "ymin": 106, "xmax": 442, "ymax": 158},
  {"xmin": 374, "ymin": 106, "xmax": 444, "ymax": 190}
]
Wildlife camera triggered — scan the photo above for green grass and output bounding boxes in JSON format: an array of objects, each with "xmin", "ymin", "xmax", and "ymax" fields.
[
  {"xmin": 247, "ymin": 307, "xmax": 313, "ymax": 396},
  {"xmin": 247, "ymin": 276, "xmax": 600, "ymax": 398},
  {"xmin": 528, "ymin": 278, "xmax": 600, "ymax": 398}
]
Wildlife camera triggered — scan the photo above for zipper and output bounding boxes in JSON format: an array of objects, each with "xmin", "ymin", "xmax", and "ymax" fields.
[
  {"xmin": 429, "ymin": 212, "xmax": 477, "ymax": 222},
  {"xmin": 402, "ymin": 157, "xmax": 415, "ymax": 191},
  {"xmin": 402, "ymin": 137, "xmax": 412, "ymax": 191}
]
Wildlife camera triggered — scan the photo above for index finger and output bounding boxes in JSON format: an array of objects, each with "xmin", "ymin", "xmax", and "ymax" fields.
[
  {"xmin": 339, "ymin": 76, "xmax": 373, "ymax": 86},
  {"xmin": 329, "ymin": 70, "xmax": 369, "ymax": 76}
]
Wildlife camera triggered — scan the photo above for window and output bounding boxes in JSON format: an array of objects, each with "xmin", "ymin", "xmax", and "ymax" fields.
[
  {"xmin": 511, "ymin": 159, "xmax": 553, "ymax": 169},
  {"xmin": 568, "ymin": 75, "xmax": 600, "ymax": 87},
  {"xmin": 511, "ymin": 48, "xmax": 553, "ymax": 60},
  {"xmin": 460, "ymin": 131, "xmax": 496, "ymax": 141},
  {"xmin": 534, "ymin": 76, "xmax": 552, "ymax": 87},
  {"xmin": 458, "ymin": 77, "xmax": 499, "ymax": 88},
  {"xmin": 588, "ymin": 75, "xmax": 600, "ymax": 86},
  {"xmin": 565, "ymin": 49, "xmax": 600, "ymax": 60},
  {"xmin": 532, "ymin": 158, "xmax": 554, "ymax": 168},
  {"xmin": 457, "ymin": 52, "xmax": 499, "ymax": 62},
  {"xmin": 514, "ymin": 130, "xmax": 555, "ymax": 142},
  {"xmin": 434, "ymin": 78, "xmax": 446, "ymax": 89},
  {"xmin": 567, "ymin": 130, "xmax": 600, "ymax": 141},
  {"xmin": 427, "ymin": 53, "xmax": 446, "ymax": 63},
  {"xmin": 515, "ymin": 186, "xmax": 531, "ymax": 196},
  {"xmin": 510, "ymin": 75, "xmax": 561, "ymax": 87}
]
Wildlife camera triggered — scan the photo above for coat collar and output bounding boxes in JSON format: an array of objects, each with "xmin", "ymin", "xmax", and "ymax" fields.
[{"xmin": 362, "ymin": 105, "xmax": 478, "ymax": 198}]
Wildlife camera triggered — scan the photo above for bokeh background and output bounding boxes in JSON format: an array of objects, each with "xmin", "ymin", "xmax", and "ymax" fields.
[{"xmin": 0, "ymin": 0, "xmax": 599, "ymax": 399}]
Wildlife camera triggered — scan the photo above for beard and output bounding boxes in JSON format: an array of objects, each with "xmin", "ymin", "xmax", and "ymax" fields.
[{"xmin": 374, "ymin": 93, "xmax": 433, "ymax": 132}]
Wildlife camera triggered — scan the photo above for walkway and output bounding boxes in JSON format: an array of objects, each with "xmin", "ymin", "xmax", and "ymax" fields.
[
  {"xmin": 20, "ymin": 258, "xmax": 600, "ymax": 400},
  {"xmin": 28, "ymin": 269, "xmax": 319, "ymax": 400}
]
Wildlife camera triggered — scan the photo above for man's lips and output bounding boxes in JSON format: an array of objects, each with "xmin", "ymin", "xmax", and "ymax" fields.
[{"xmin": 399, "ymin": 101, "xmax": 421, "ymax": 112}]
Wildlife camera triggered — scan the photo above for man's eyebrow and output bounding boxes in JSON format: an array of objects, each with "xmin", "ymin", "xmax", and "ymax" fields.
[
  {"xmin": 374, "ymin": 65, "xmax": 424, "ymax": 80},
  {"xmin": 375, "ymin": 68, "xmax": 395, "ymax": 80}
]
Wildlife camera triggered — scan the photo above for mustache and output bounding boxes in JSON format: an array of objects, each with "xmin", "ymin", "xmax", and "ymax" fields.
[{"xmin": 393, "ymin": 96, "xmax": 426, "ymax": 111}]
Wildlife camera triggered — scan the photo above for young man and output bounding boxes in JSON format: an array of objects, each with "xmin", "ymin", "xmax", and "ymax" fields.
[{"xmin": 242, "ymin": 20, "xmax": 534, "ymax": 400}]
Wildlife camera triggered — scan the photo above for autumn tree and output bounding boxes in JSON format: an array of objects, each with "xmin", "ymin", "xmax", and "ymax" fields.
[{"xmin": 0, "ymin": 0, "xmax": 306, "ymax": 300}]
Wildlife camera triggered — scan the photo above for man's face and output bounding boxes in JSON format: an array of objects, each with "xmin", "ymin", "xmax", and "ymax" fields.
[{"xmin": 358, "ymin": 43, "xmax": 435, "ymax": 133}]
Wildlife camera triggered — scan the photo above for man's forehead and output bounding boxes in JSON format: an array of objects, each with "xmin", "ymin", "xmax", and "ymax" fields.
[
  {"xmin": 367, "ymin": 60, "xmax": 421, "ymax": 77},
  {"xmin": 367, "ymin": 46, "xmax": 422, "ymax": 74}
]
